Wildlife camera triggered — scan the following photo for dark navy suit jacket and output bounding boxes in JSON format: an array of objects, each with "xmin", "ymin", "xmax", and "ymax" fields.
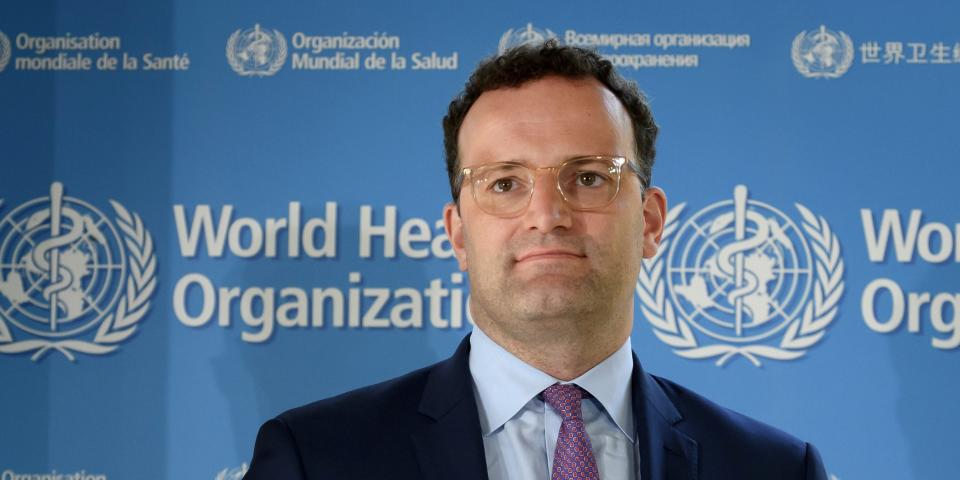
[{"xmin": 246, "ymin": 335, "xmax": 828, "ymax": 480}]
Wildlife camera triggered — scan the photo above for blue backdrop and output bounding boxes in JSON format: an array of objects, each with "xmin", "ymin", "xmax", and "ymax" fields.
[{"xmin": 2, "ymin": 1, "xmax": 959, "ymax": 479}]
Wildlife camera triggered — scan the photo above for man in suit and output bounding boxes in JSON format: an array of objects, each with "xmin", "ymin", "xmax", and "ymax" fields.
[{"xmin": 246, "ymin": 40, "xmax": 829, "ymax": 480}]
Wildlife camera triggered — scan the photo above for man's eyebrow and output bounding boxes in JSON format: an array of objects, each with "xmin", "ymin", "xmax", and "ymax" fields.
[
  {"xmin": 491, "ymin": 154, "xmax": 618, "ymax": 165},
  {"xmin": 500, "ymin": 159, "xmax": 530, "ymax": 166},
  {"xmin": 462, "ymin": 158, "xmax": 529, "ymax": 168}
]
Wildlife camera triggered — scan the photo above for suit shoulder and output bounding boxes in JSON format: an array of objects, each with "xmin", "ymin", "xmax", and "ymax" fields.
[
  {"xmin": 277, "ymin": 362, "xmax": 435, "ymax": 437},
  {"xmin": 650, "ymin": 375, "xmax": 829, "ymax": 478},
  {"xmin": 652, "ymin": 374, "xmax": 808, "ymax": 455},
  {"xmin": 250, "ymin": 362, "xmax": 447, "ymax": 478}
]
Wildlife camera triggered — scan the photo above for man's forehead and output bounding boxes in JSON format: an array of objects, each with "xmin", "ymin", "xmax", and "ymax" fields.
[
  {"xmin": 458, "ymin": 76, "xmax": 634, "ymax": 164},
  {"xmin": 469, "ymin": 75, "xmax": 614, "ymax": 114}
]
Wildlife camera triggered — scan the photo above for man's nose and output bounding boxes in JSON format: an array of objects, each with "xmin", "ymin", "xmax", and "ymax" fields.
[{"xmin": 523, "ymin": 171, "xmax": 573, "ymax": 232}]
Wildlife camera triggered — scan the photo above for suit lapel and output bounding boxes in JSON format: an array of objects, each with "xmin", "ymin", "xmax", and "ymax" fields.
[
  {"xmin": 411, "ymin": 336, "xmax": 489, "ymax": 480},
  {"xmin": 410, "ymin": 337, "xmax": 698, "ymax": 480},
  {"xmin": 632, "ymin": 354, "xmax": 699, "ymax": 480}
]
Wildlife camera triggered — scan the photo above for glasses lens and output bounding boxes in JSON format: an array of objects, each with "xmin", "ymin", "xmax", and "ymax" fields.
[
  {"xmin": 557, "ymin": 158, "xmax": 620, "ymax": 209},
  {"xmin": 472, "ymin": 163, "xmax": 533, "ymax": 216}
]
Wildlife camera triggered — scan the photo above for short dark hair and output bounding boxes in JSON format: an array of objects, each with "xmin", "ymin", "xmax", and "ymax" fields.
[{"xmin": 442, "ymin": 39, "xmax": 658, "ymax": 201}]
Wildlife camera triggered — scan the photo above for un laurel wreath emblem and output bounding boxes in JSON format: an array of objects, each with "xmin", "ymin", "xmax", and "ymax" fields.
[
  {"xmin": 226, "ymin": 24, "xmax": 287, "ymax": 77},
  {"xmin": 215, "ymin": 463, "xmax": 248, "ymax": 480},
  {"xmin": 791, "ymin": 25, "xmax": 854, "ymax": 79},
  {"xmin": 499, "ymin": 23, "xmax": 558, "ymax": 55},
  {"xmin": 0, "ymin": 30, "xmax": 12, "ymax": 73},
  {"xmin": 0, "ymin": 182, "xmax": 157, "ymax": 362},
  {"xmin": 637, "ymin": 185, "xmax": 844, "ymax": 367}
]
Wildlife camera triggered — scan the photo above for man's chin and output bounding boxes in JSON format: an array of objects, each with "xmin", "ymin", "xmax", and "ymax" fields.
[
  {"xmin": 508, "ymin": 283, "xmax": 600, "ymax": 317},
  {"xmin": 511, "ymin": 261, "xmax": 593, "ymax": 283},
  {"xmin": 512, "ymin": 272, "xmax": 588, "ymax": 292}
]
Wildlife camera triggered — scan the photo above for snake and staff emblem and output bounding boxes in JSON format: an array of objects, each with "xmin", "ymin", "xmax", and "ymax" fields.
[
  {"xmin": 0, "ymin": 182, "xmax": 156, "ymax": 362},
  {"xmin": 637, "ymin": 185, "xmax": 845, "ymax": 366},
  {"xmin": 226, "ymin": 24, "xmax": 288, "ymax": 77}
]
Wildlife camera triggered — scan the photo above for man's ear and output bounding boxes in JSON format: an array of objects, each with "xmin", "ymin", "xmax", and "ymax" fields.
[
  {"xmin": 443, "ymin": 202, "xmax": 468, "ymax": 271},
  {"xmin": 641, "ymin": 187, "xmax": 667, "ymax": 259}
]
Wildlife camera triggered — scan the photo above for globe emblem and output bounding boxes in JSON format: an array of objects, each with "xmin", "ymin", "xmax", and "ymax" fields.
[
  {"xmin": 215, "ymin": 464, "xmax": 248, "ymax": 480},
  {"xmin": 226, "ymin": 24, "xmax": 288, "ymax": 77},
  {"xmin": 792, "ymin": 25, "xmax": 854, "ymax": 79},
  {"xmin": 0, "ymin": 30, "xmax": 12, "ymax": 73},
  {"xmin": 499, "ymin": 23, "xmax": 558, "ymax": 54},
  {"xmin": 0, "ymin": 183, "xmax": 125, "ymax": 337},
  {"xmin": 667, "ymin": 186, "xmax": 813, "ymax": 343},
  {"xmin": 638, "ymin": 185, "xmax": 844, "ymax": 366},
  {"xmin": 0, "ymin": 182, "xmax": 156, "ymax": 361}
]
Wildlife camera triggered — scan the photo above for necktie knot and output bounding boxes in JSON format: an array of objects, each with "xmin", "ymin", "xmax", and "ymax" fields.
[{"xmin": 543, "ymin": 383, "xmax": 584, "ymax": 422}]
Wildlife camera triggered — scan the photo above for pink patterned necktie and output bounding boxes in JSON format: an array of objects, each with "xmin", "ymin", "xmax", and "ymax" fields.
[{"xmin": 543, "ymin": 383, "xmax": 600, "ymax": 480}]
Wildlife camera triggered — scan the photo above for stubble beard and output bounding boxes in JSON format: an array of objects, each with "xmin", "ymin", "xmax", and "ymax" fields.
[{"xmin": 468, "ymin": 243, "xmax": 622, "ymax": 345}]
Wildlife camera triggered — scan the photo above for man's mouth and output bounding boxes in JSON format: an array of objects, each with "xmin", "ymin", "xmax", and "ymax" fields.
[{"xmin": 515, "ymin": 248, "xmax": 586, "ymax": 263}]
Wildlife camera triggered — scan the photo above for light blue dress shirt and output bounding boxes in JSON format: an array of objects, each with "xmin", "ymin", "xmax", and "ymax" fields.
[{"xmin": 468, "ymin": 325, "xmax": 640, "ymax": 480}]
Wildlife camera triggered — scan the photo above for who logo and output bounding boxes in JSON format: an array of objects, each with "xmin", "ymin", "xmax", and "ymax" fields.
[
  {"xmin": 498, "ymin": 23, "xmax": 558, "ymax": 55},
  {"xmin": 792, "ymin": 25, "xmax": 854, "ymax": 79},
  {"xmin": 226, "ymin": 23, "xmax": 287, "ymax": 77},
  {"xmin": 215, "ymin": 463, "xmax": 248, "ymax": 480},
  {"xmin": 0, "ymin": 30, "xmax": 12, "ymax": 72},
  {"xmin": 637, "ymin": 185, "xmax": 844, "ymax": 367},
  {"xmin": 0, "ymin": 182, "xmax": 157, "ymax": 362}
]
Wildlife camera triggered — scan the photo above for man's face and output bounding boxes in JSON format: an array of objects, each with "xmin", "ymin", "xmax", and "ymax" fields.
[{"xmin": 444, "ymin": 76, "xmax": 666, "ymax": 337}]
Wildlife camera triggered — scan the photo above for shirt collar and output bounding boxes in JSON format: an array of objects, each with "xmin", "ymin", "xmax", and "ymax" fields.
[{"xmin": 468, "ymin": 324, "xmax": 635, "ymax": 441}]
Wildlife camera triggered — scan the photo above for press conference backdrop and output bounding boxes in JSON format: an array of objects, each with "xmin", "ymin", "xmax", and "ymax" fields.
[{"xmin": 2, "ymin": 0, "xmax": 959, "ymax": 478}]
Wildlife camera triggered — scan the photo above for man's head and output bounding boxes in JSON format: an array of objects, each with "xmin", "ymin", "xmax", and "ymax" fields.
[
  {"xmin": 443, "ymin": 40, "xmax": 659, "ymax": 201},
  {"xmin": 441, "ymin": 41, "xmax": 667, "ymax": 362}
]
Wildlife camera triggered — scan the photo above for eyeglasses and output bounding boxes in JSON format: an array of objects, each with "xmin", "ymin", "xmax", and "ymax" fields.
[{"xmin": 454, "ymin": 155, "xmax": 646, "ymax": 217}]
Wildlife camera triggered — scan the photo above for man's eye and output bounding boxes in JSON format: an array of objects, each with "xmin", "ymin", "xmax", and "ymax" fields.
[
  {"xmin": 491, "ymin": 178, "xmax": 518, "ymax": 193},
  {"xmin": 576, "ymin": 172, "xmax": 607, "ymax": 187}
]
